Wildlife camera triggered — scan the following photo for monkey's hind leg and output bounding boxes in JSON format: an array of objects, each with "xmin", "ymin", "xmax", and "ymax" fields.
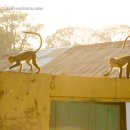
[
  {"xmin": 32, "ymin": 58, "xmax": 40, "ymax": 73},
  {"xmin": 26, "ymin": 60, "xmax": 33, "ymax": 71},
  {"xmin": 19, "ymin": 63, "xmax": 22, "ymax": 72}
]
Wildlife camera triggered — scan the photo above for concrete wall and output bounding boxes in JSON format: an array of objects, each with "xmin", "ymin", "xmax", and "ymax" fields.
[
  {"xmin": 0, "ymin": 72, "xmax": 51, "ymax": 130},
  {"xmin": 50, "ymin": 75, "xmax": 130, "ymax": 102},
  {"xmin": 0, "ymin": 72, "xmax": 130, "ymax": 130}
]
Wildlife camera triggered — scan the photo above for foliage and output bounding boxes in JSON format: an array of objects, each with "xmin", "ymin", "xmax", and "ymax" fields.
[
  {"xmin": 46, "ymin": 25, "xmax": 130, "ymax": 48},
  {"xmin": 0, "ymin": 9, "xmax": 44, "ymax": 54},
  {"xmin": 46, "ymin": 27, "xmax": 74, "ymax": 48}
]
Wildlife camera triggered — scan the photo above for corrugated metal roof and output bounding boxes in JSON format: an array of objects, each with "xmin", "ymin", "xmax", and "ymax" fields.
[
  {"xmin": 1, "ymin": 41, "xmax": 130, "ymax": 78},
  {"xmin": 41, "ymin": 41, "xmax": 130, "ymax": 78},
  {"xmin": 0, "ymin": 55, "xmax": 11, "ymax": 71}
]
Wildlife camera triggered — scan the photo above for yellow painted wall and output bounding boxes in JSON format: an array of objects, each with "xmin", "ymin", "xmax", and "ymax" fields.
[
  {"xmin": 0, "ymin": 72, "xmax": 51, "ymax": 130},
  {"xmin": 50, "ymin": 75, "xmax": 130, "ymax": 102},
  {"xmin": 0, "ymin": 72, "xmax": 130, "ymax": 130}
]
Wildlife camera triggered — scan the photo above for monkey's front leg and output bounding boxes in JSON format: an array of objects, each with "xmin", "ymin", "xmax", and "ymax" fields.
[
  {"xmin": 9, "ymin": 62, "xmax": 20, "ymax": 70},
  {"xmin": 119, "ymin": 67, "xmax": 122, "ymax": 78},
  {"xmin": 103, "ymin": 67, "xmax": 113, "ymax": 76}
]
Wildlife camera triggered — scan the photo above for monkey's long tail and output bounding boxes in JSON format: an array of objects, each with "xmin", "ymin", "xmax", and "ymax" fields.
[
  {"xmin": 23, "ymin": 31, "xmax": 42, "ymax": 53},
  {"xmin": 123, "ymin": 35, "xmax": 130, "ymax": 49}
]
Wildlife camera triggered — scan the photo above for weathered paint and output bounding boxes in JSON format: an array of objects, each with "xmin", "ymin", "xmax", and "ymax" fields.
[
  {"xmin": 0, "ymin": 72, "xmax": 129, "ymax": 130},
  {"xmin": 0, "ymin": 72, "xmax": 51, "ymax": 130}
]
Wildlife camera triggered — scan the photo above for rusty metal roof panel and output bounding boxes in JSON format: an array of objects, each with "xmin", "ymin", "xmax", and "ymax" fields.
[{"xmin": 41, "ymin": 41, "xmax": 130, "ymax": 77}]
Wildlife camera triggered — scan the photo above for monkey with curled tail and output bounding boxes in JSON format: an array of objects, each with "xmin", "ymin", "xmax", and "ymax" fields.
[
  {"xmin": 8, "ymin": 31, "xmax": 42, "ymax": 73},
  {"xmin": 103, "ymin": 36, "xmax": 130, "ymax": 78}
]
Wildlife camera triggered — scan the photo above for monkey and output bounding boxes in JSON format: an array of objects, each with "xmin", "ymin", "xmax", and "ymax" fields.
[
  {"xmin": 122, "ymin": 35, "xmax": 130, "ymax": 49},
  {"xmin": 8, "ymin": 31, "xmax": 42, "ymax": 73},
  {"xmin": 103, "ymin": 56, "xmax": 130, "ymax": 78}
]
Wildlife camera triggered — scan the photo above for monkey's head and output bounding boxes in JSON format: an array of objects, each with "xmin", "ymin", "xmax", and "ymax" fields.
[
  {"xmin": 8, "ymin": 56, "xmax": 15, "ymax": 63},
  {"xmin": 110, "ymin": 58, "xmax": 118, "ymax": 67}
]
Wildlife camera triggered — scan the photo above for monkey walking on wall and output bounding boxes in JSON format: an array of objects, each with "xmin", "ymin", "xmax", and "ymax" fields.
[
  {"xmin": 103, "ymin": 56, "xmax": 130, "ymax": 78},
  {"xmin": 8, "ymin": 31, "xmax": 42, "ymax": 73},
  {"xmin": 103, "ymin": 35, "xmax": 130, "ymax": 78}
]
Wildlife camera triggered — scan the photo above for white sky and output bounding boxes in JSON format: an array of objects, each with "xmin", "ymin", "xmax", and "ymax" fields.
[{"xmin": 1, "ymin": 0, "xmax": 130, "ymax": 36}]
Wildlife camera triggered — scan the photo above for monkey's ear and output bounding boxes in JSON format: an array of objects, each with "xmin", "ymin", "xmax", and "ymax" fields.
[{"xmin": 8, "ymin": 56, "xmax": 15, "ymax": 63}]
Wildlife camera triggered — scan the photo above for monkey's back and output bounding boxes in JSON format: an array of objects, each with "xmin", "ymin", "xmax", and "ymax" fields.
[
  {"xmin": 15, "ymin": 51, "xmax": 36, "ymax": 61},
  {"xmin": 118, "ymin": 56, "xmax": 130, "ymax": 66}
]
